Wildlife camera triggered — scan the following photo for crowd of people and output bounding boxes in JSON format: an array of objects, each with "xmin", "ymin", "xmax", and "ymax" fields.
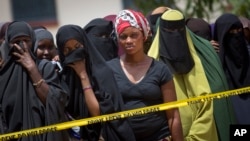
[{"xmin": 0, "ymin": 5, "xmax": 250, "ymax": 141}]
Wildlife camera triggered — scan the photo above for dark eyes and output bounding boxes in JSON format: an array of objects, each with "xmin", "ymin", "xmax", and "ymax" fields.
[
  {"xmin": 228, "ymin": 28, "xmax": 243, "ymax": 34},
  {"xmin": 38, "ymin": 46, "xmax": 54, "ymax": 50},
  {"xmin": 93, "ymin": 34, "xmax": 110, "ymax": 38},
  {"xmin": 11, "ymin": 39, "xmax": 31, "ymax": 45},
  {"xmin": 119, "ymin": 32, "xmax": 140, "ymax": 40},
  {"xmin": 163, "ymin": 27, "xmax": 185, "ymax": 32},
  {"xmin": 63, "ymin": 44, "xmax": 83, "ymax": 56}
]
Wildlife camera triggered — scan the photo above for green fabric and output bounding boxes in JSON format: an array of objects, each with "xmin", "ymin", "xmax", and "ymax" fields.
[
  {"xmin": 148, "ymin": 8, "xmax": 236, "ymax": 140},
  {"xmin": 189, "ymin": 29, "xmax": 237, "ymax": 141},
  {"xmin": 176, "ymin": 31, "xmax": 218, "ymax": 141},
  {"xmin": 148, "ymin": 27, "xmax": 236, "ymax": 141},
  {"xmin": 148, "ymin": 27, "xmax": 219, "ymax": 141}
]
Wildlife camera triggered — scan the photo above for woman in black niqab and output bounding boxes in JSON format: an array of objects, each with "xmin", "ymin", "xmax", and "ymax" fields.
[
  {"xmin": 83, "ymin": 18, "xmax": 118, "ymax": 61},
  {"xmin": 56, "ymin": 24, "xmax": 136, "ymax": 141},
  {"xmin": 0, "ymin": 21, "xmax": 69, "ymax": 141},
  {"xmin": 214, "ymin": 13, "xmax": 250, "ymax": 124},
  {"xmin": 159, "ymin": 16, "xmax": 194, "ymax": 74},
  {"xmin": 214, "ymin": 13, "xmax": 250, "ymax": 88}
]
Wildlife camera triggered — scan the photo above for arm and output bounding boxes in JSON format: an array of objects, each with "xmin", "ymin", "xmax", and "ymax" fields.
[
  {"xmin": 68, "ymin": 59, "xmax": 100, "ymax": 116},
  {"xmin": 184, "ymin": 101, "xmax": 218, "ymax": 141},
  {"xmin": 12, "ymin": 42, "xmax": 49, "ymax": 104},
  {"xmin": 161, "ymin": 79, "xmax": 184, "ymax": 141}
]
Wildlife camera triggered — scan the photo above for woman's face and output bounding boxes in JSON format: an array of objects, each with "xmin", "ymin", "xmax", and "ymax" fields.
[
  {"xmin": 10, "ymin": 36, "xmax": 32, "ymax": 49},
  {"xmin": 118, "ymin": 27, "xmax": 144, "ymax": 54},
  {"xmin": 36, "ymin": 39, "xmax": 56, "ymax": 60},
  {"xmin": 63, "ymin": 39, "xmax": 84, "ymax": 56}
]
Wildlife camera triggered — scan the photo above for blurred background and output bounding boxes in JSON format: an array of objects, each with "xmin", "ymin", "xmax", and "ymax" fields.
[{"xmin": 0, "ymin": 0, "xmax": 249, "ymax": 37}]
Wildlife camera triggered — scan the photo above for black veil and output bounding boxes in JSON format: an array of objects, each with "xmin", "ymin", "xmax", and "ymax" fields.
[{"xmin": 56, "ymin": 24, "xmax": 136, "ymax": 141}]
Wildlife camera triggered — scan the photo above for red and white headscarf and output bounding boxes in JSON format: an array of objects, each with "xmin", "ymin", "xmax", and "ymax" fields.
[{"xmin": 115, "ymin": 9, "xmax": 151, "ymax": 40}]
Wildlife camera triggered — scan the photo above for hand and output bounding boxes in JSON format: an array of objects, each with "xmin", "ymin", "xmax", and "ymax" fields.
[
  {"xmin": 210, "ymin": 40, "xmax": 220, "ymax": 53},
  {"xmin": 0, "ymin": 56, "xmax": 4, "ymax": 69},
  {"xmin": 52, "ymin": 55, "xmax": 60, "ymax": 62},
  {"xmin": 12, "ymin": 42, "xmax": 36, "ymax": 72},
  {"xmin": 67, "ymin": 59, "xmax": 88, "ymax": 79}
]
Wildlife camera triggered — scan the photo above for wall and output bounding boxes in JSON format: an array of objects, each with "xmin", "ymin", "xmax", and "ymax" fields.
[{"xmin": 0, "ymin": 0, "xmax": 123, "ymax": 36}]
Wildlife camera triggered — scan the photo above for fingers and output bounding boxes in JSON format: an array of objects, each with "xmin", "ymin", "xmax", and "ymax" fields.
[
  {"xmin": 67, "ymin": 60, "xmax": 86, "ymax": 71},
  {"xmin": 13, "ymin": 43, "xmax": 25, "ymax": 54},
  {"xmin": 13, "ymin": 41, "xmax": 30, "ymax": 52},
  {"xmin": 11, "ymin": 42, "xmax": 32, "ymax": 59},
  {"xmin": 213, "ymin": 46, "xmax": 219, "ymax": 50},
  {"xmin": 21, "ymin": 41, "xmax": 29, "ymax": 52},
  {"xmin": 210, "ymin": 40, "xmax": 219, "ymax": 46},
  {"xmin": 67, "ymin": 63, "xmax": 74, "ymax": 68},
  {"xmin": 52, "ymin": 56, "xmax": 60, "ymax": 62},
  {"xmin": 67, "ymin": 62, "xmax": 79, "ymax": 68},
  {"xmin": 210, "ymin": 40, "xmax": 220, "ymax": 53}
]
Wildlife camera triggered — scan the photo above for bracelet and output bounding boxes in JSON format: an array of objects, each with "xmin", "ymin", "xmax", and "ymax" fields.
[
  {"xmin": 83, "ymin": 85, "xmax": 92, "ymax": 91},
  {"xmin": 33, "ymin": 79, "xmax": 44, "ymax": 88}
]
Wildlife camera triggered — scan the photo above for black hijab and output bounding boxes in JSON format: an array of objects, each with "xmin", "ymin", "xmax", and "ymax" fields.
[
  {"xmin": 146, "ymin": 6, "xmax": 169, "ymax": 38},
  {"xmin": 0, "ymin": 22, "xmax": 10, "ymax": 42},
  {"xmin": 214, "ymin": 13, "xmax": 250, "ymax": 89},
  {"xmin": 0, "ymin": 21, "xmax": 69, "ymax": 141},
  {"xmin": 186, "ymin": 17, "xmax": 212, "ymax": 41},
  {"xmin": 214, "ymin": 14, "xmax": 250, "ymax": 124},
  {"xmin": 56, "ymin": 25, "xmax": 136, "ymax": 141},
  {"xmin": 83, "ymin": 18, "xmax": 118, "ymax": 61},
  {"xmin": 147, "ymin": 13, "xmax": 162, "ymax": 37},
  {"xmin": 159, "ymin": 16, "xmax": 194, "ymax": 74}
]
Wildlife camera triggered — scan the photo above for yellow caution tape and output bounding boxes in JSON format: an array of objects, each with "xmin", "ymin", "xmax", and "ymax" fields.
[{"xmin": 0, "ymin": 86, "xmax": 250, "ymax": 140}]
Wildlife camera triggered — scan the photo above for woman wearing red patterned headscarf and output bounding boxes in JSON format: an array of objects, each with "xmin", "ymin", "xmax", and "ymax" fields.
[{"xmin": 107, "ymin": 9, "xmax": 184, "ymax": 141}]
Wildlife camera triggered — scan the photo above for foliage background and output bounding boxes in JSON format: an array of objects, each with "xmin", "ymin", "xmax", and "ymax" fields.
[{"xmin": 124, "ymin": 0, "xmax": 250, "ymax": 23}]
